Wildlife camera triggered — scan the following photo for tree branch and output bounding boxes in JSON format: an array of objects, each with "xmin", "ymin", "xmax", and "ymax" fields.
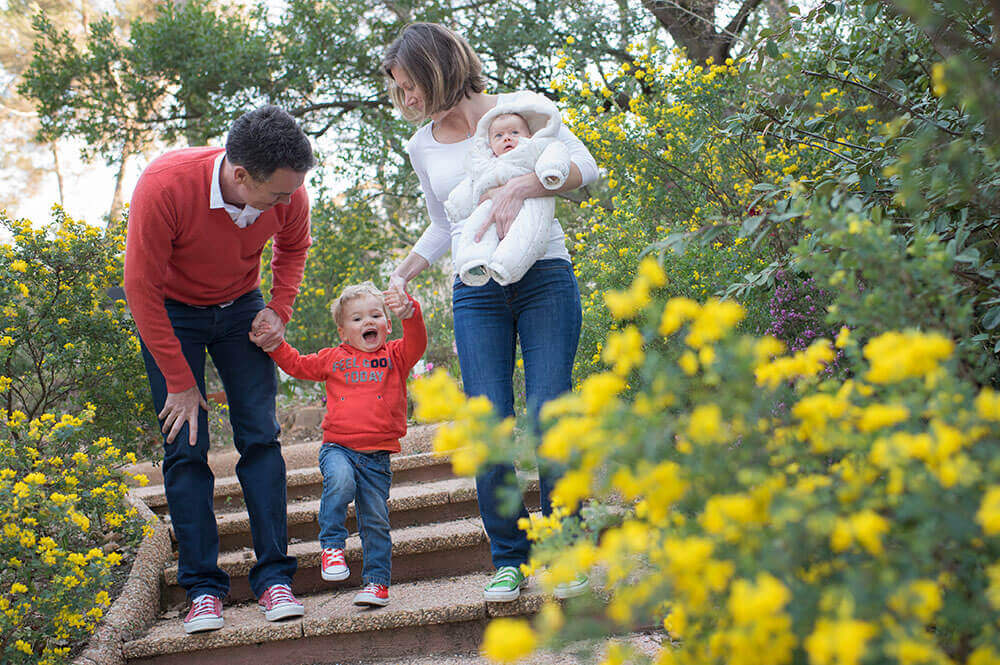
[{"xmin": 801, "ymin": 69, "xmax": 961, "ymax": 137}]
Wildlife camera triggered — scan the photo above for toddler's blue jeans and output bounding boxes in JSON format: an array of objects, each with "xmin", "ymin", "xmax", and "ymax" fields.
[
  {"xmin": 317, "ymin": 443, "xmax": 393, "ymax": 586},
  {"xmin": 452, "ymin": 258, "xmax": 582, "ymax": 569},
  {"xmin": 139, "ymin": 289, "xmax": 296, "ymax": 601}
]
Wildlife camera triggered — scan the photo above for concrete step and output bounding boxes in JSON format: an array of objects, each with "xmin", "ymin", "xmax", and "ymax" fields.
[
  {"xmin": 126, "ymin": 424, "xmax": 439, "ymax": 489},
  {"xmin": 126, "ymin": 572, "xmax": 545, "ymax": 665},
  {"xmin": 162, "ymin": 518, "xmax": 495, "ymax": 606},
  {"xmin": 164, "ymin": 476, "xmax": 540, "ymax": 553},
  {"xmin": 136, "ymin": 449, "xmax": 455, "ymax": 515},
  {"xmin": 221, "ymin": 479, "xmax": 538, "ymax": 553}
]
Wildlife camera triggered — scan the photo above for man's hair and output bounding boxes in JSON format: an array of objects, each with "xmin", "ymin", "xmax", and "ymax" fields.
[
  {"xmin": 225, "ymin": 105, "xmax": 316, "ymax": 181},
  {"xmin": 382, "ymin": 22, "xmax": 487, "ymax": 124},
  {"xmin": 331, "ymin": 281, "xmax": 389, "ymax": 326}
]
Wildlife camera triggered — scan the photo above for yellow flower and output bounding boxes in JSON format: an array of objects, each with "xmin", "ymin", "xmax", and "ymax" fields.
[
  {"xmin": 9, "ymin": 259, "xmax": 27, "ymax": 272},
  {"xmin": 687, "ymin": 404, "xmax": 725, "ymax": 444},
  {"xmin": 804, "ymin": 618, "xmax": 876, "ymax": 665},
  {"xmin": 411, "ymin": 369, "xmax": 466, "ymax": 422},
  {"xmin": 603, "ymin": 325, "xmax": 644, "ymax": 375},
  {"xmin": 975, "ymin": 388, "xmax": 1000, "ymax": 421},
  {"xmin": 856, "ymin": 404, "xmax": 909, "ymax": 432},
  {"xmin": 863, "ymin": 331, "xmax": 953, "ymax": 384},
  {"xmin": 978, "ymin": 486, "xmax": 1000, "ymax": 535},
  {"xmin": 835, "ymin": 326, "xmax": 850, "ymax": 349},
  {"xmin": 482, "ymin": 618, "xmax": 537, "ymax": 662},
  {"xmin": 551, "ymin": 469, "xmax": 592, "ymax": 512}
]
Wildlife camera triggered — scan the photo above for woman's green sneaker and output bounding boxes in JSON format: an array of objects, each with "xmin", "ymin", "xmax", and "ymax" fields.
[
  {"xmin": 483, "ymin": 566, "xmax": 526, "ymax": 601},
  {"xmin": 553, "ymin": 573, "xmax": 589, "ymax": 599}
]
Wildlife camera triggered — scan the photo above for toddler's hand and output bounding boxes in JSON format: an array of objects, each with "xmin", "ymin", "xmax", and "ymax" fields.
[{"xmin": 383, "ymin": 290, "xmax": 414, "ymax": 320}]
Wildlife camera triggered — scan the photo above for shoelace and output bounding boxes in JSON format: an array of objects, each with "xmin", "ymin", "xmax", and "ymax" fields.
[
  {"xmin": 189, "ymin": 594, "xmax": 218, "ymax": 617},
  {"xmin": 266, "ymin": 584, "xmax": 298, "ymax": 606},
  {"xmin": 323, "ymin": 549, "xmax": 346, "ymax": 565},
  {"xmin": 361, "ymin": 582, "xmax": 385, "ymax": 594},
  {"xmin": 489, "ymin": 567, "xmax": 520, "ymax": 587}
]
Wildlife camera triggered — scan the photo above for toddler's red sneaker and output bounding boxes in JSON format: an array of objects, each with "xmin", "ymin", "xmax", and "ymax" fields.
[
  {"xmin": 258, "ymin": 583, "xmax": 305, "ymax": 621},
  {"xmin": 353, "ymin": 582, "xmax": 389, "ymax": 607},
  {"xmin": 321, "ymin": 547, "xmax": 350, "ymax": 581},
  {"xmin": 183, "ymin": 594, "xmax": 223, "ymax": 634}
]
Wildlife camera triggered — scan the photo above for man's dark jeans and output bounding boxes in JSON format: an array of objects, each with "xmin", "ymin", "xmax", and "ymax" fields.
[{"xmin": 139, "ymin": 289, "xmax": 296, "ymax": 601}]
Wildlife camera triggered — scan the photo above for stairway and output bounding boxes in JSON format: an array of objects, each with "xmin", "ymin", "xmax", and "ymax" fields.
[{"xmin": 121, "ymin": 424, "xmax": 547, "ymax": 665}]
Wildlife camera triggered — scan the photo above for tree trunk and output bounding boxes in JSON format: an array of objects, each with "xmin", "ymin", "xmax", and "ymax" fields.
[
  {"xmin": 108, "ymin": 154, "xmax": 128, "ymax": 222},
  {"xmin": 51, "ymin": 142, "xmax": 65, "ymax": 206},
  {"xmin": 641, "ymin": 0, "xmax": 766, "ymax": 64}
]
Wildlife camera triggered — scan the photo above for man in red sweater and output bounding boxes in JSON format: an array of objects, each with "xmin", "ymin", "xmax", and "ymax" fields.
[{"xmin": 124, "ymin": 105, "xmax": 315, "ymax": 634}]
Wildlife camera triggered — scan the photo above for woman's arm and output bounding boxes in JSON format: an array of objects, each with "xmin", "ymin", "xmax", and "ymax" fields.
[{"xmin": 389, "ymin": 251, "xmax": 431, "ymax": 296}]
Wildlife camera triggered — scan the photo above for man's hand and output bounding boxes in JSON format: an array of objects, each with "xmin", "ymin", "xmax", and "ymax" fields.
[
  {"xmin": 160, "ymin": 386, "xmax": 209, "ymax": 446},
  {"xmin": 384, "ymin": 290, "xmax": 414, "ymax": 320},
  {"xmin": 249, "ymin": 307, "xmax": 285, "ymax": 352}
]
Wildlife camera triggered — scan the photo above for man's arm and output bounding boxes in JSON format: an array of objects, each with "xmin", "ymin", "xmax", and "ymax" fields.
[
  {"xmin": 124, "ymin": 172, "xmax": 208, "ymax": 445},
  {"xmin": 267, "ymin": 187, "xmax": 312, "ymax": 325}
]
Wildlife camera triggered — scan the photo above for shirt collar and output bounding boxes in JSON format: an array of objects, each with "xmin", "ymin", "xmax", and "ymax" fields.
[{"xmin": 210, "ymin": 152, "xmax": 263, "ymax": 228}]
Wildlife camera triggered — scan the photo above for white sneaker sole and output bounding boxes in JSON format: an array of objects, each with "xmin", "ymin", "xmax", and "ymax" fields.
[
  {"xmin": 483, "ymin": 584, "xmax": 524, "ymax": 602},
  {"xmin": 553, "ymin": 580, "xmax": 589, "ymax": 599},
  {"xmin": 321, "ymin": 567, "xmax": 350, "ymax": 581},
  {"xmin": 353, "ymin": 592, "xmax": 389, "ymax": 607},
  {"xmin": 260, "ymin": 603, "xmax": 305, "ymax": 622},
  {"xmin": 184, "ymin": 616, "xmax": 224, "ymax": 634}
]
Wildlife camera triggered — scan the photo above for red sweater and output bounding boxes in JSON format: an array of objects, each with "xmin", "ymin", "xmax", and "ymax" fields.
[
  {"xmin": 124, "ymin": 147, "xmax": 311, "ymax": 392},
  {"xmin": 268, "ymin": 300, "xmax": 427, "ymax": 452}
]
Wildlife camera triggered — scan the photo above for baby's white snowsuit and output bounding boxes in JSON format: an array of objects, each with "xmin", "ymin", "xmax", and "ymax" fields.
[{"xmin": 446, "ymin": 92, "xmax": 571, "ymax": 286}]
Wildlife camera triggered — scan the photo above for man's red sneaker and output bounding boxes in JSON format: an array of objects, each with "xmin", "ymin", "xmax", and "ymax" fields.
[
  {"xmin": 321, "ymin": 547, "xmax": 350, "ymax": 581},
  {"xmin": 258, "ymin": 583, "xmax": 305, "ymax": 621},
  {"xmin": 183, "ymin": 594, "xmax": 223, "ymax": 634},
  {"xmin": 353, "ymin": 582, "xmax": 389, "ymax": 607}
]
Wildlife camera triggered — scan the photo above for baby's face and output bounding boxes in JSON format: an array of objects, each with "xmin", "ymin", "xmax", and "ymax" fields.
[
  {"xmin": 489, "ymin": 114, "xmax": 531, "ymax": 156},
  {"xmin": 337, "ymin": 294, "xmax": 391, "ymax": 352}
]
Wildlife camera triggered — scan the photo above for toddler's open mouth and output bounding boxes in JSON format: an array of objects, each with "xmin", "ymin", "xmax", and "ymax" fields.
[{"xmin": 363, "ymin": 330, "xmax": 378, "ymax": 342}]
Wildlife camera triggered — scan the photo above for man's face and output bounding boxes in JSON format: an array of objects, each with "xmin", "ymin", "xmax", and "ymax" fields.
[
  {"xmin": 489, "ymin": 114, "xmax": 531, "ymax": 156},
  {"xmin": 234, "ymin": 167, "xmax": 306, "ymax": 210},
  {"xmin": 337, "ymin": 294, "xmax": 392, "ymax": 352}
]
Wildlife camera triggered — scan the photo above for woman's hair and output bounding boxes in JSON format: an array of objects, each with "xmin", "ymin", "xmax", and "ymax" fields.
[
  {"xmin": 381, "ymin": 22, "xmax": 487, "ymax": 123},
  {"xmin": 331, "ymin": 281, "xmax": 388, "ymax": 326}
]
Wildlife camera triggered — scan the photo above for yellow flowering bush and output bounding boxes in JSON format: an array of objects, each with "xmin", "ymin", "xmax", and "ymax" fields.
[
  {"xmin": 0, "ymin": 209, "xmax": 151, "ymax": 450},
  {"xmin": 412, "ymin": 261, "xmax": 1000, "ymax": 665},
  {"xmin": 0, "ymin": 406, "xmax": 147, "ymax": 665}
]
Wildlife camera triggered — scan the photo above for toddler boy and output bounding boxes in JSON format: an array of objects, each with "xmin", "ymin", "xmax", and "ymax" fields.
[{"xmin": 251, "ymin": 282, "xmax": 426, "ymax": 607}]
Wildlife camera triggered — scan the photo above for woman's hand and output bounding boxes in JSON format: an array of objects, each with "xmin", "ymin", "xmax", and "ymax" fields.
[
  {"xmin": 388, "ymin": 272, "xmax": 409, "ymax": 298},
  {"xmin": 476, "ymin": 174, "xmax": 535, "ymax": 241}
]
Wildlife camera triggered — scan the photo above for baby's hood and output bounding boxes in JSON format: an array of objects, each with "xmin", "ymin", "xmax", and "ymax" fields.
[
  {"xmin": 475, "ymin": 91, "xmax": 563, "ymax": 141},
  {"xmin": 465, "ymin": 91, "xmax": 563, "ymax": 173}
]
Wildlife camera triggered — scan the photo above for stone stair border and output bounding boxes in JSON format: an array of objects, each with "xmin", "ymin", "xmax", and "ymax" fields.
[{"xmin": 73, "ymin": 492, "xmax": 173, "ymax": 665}]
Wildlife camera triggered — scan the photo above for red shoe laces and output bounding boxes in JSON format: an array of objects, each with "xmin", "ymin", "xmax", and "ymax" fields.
[
  {"xmin": 324, "ymin": 549, "xmax": 345, "ymax": 565},
  {"xmin": 267, "ymin": 584, "xmax": 296, "ymax": 605},
  {"xmin": 362, "ymin": 583, "xmax": 385, "ymax": 594},
  {"xmin": 190, "ymin": 595, "xmax": 218, "ymax": 617}
]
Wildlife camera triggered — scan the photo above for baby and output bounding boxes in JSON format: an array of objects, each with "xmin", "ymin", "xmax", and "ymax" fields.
[{"xmin": 446, "ymin": 92, "xmax": 572, "ymax": 287}]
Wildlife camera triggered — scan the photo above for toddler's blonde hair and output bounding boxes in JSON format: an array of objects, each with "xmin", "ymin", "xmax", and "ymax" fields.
[{"xmin": 330, "ymin": 281, "xmax": 388, "ymax": 326}]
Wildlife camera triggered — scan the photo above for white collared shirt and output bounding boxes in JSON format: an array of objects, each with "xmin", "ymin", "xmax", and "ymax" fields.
[{"xmin": 210, "ymin": 152, "xmax": 263, "ymax": 228}]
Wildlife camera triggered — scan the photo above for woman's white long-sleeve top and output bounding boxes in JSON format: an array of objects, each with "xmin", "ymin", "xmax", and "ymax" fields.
[{"xmin": 406, "ymin": 91, "xmax": 599, "ymax": 268}]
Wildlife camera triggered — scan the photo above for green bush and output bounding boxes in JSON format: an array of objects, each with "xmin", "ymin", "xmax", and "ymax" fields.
[
  {"xmin": 0, "ymin": 406, "xmax": 147, "ymax": 665},
  {"xmin": 0, "ymin": 209, "xmax": 152, "ymax": 450},
  {"xmin": 413, "ymin": 261, "xmax": 1000, "ymax": 664}
]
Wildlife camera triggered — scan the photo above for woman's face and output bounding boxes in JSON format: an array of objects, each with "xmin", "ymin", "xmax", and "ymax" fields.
[{"xmin": 389, "ymin": 66, "xmax": 426, "ymax": 116}]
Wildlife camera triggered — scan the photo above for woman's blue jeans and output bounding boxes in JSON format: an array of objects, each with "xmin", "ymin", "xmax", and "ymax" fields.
[
  {"xmin": 317, "ymin": 444, "xmax": 393, "ymax": 586},
  {"xmin": 138, "ymin": 289, "xmax": 296, "ymax": 601},
  {"xmin": 452, "ymin": 258, "xmax": 582, "ymax": 569}
]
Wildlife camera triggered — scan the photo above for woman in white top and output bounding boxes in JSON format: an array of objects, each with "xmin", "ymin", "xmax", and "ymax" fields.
[{"xmin": 382, "ymin": 22, "xmax": 599, "ymax": 602}]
